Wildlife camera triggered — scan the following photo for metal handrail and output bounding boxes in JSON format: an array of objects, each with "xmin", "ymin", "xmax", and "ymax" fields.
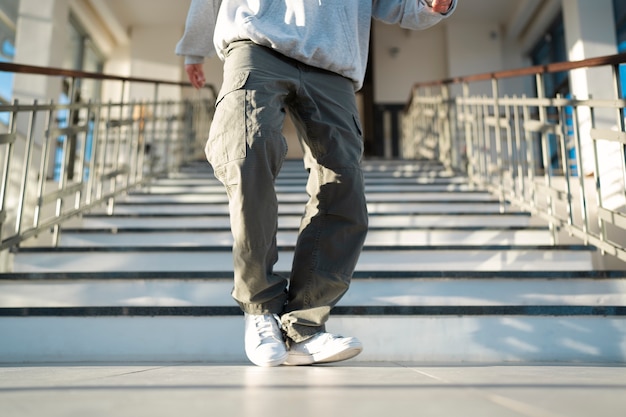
[
  {"xmin": 0, "ymin": 62, "xmax": 216, "ymax": 255},
  {"xmin": 402, "ymin": 52, "xmax": 626, "ymax": 262}
]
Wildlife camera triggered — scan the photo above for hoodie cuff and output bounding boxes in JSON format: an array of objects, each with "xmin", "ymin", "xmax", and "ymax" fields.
[{"xmin": 184, "ymin": 55, "xmax": 205, "ymax": 65}]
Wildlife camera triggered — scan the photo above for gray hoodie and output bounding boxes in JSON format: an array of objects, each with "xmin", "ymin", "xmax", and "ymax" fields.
[{"xmin": 175, "ymin": 0, "xmax": 456, "ymax": 90}]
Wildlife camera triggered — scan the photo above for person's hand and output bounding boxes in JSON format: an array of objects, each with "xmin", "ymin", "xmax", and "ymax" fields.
[
  {"xmin": 431, "ymin": 0, "xmax": 452, "ymax": 13},
  {"xmin": 185, "ymin": 63, "xmax": 206, "ymax": 89}
]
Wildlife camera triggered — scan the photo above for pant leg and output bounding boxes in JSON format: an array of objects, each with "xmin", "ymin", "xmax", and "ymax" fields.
[
  {"xmin": 206, "ymin": 42, "xmax": 297, "ymax": 314},
  {"xmin": 281, "ymin": 66, "xmax": 369, "ymax": 342}
]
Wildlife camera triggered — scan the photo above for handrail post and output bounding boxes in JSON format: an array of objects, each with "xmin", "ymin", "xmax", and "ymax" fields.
[
  {"xmin": 461, "ymin": 82, "xmax": 473, "ymax": 181},
  {"xmin": 14, "ymin": 100, "xmax": 38, "ymax": 237},
  {"xmin": 491, "ymin": 77, "xmax": 506, "ymax": 212},
  {"xmin": 0, "ymin": 100, "xmax": 18, "ymax": 245},
  {"xmin": 535, "ymin": 72, "xmax": 557, "ymax": 244}
]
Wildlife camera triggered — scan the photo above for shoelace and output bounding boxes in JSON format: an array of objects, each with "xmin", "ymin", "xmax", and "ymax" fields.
[{"xmin": 253, "ymin": 315, "xmax": 282, "ymax": 343}]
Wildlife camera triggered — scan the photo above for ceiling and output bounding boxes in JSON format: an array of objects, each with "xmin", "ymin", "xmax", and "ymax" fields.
[
  {"xmin": 103, "ymin": 0, "xmax": 524, "ymax": 32},
  {"xmin": 105, "ymin": 0, "xmax": 192, "ymax": 29}
]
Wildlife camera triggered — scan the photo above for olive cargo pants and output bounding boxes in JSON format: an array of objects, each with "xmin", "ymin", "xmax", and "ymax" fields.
[{"xmin": 206, "ymin": 41, "xmax": 368, "ymax": 342}]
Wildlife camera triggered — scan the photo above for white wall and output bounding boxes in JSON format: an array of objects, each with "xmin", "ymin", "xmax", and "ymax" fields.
[
  {"xmin": 447, "ymin": 20, "xmax": 502, "ymax": 78},
  {"xmin": 373, "ymin": 21, "xmax": 447, "ymax": 103},
  {"xmin": 446, "ymin": 19, "xmax": 503, "ymax": 97},
  {"xmin": 128, "ymin": 25, "xmax": 184, "ymax": 102}
]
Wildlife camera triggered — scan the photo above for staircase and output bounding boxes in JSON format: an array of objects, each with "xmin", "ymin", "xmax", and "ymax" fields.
[{"xmin": 1, "ymin": 159, "xmax": 625, "ymax": 363}]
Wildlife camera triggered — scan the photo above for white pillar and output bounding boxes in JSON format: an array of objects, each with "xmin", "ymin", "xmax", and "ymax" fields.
[
  {"xmin": 562, "ymin": 0, "xmax": 623, "ymax": 209},
  {"xmin": 563, "ymin": 0, "xmax": 617, "ymax": 174},
  {"xmin": 13, "ymin": 0, "xmax": 69, "ymax": 102}
]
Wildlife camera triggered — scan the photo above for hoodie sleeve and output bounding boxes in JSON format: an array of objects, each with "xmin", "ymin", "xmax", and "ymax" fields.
[
  {"xmin": 175, "ymin": 0, "xmax": 222, "ymax": 64},
  {"xmin": 372, "ymin": 0, "xmax": 457, "ymax": 30}
]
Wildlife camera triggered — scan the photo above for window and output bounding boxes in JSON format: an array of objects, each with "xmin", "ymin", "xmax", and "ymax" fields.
[
  {"xmin": 614, "ymin": 0, "xmax": 626, "ymax": 52},
  {"xmin": 529, "ymin": 14, "xmax": 574, "ymax": 174},
  {"xmin": 0, "ymin": 0, "xmax": 18, "ymax": 122},
  {"xmin": 63, "ymin": 15, "xmax": 104, "ymax": 102},
  {"xmin": 613, "ymin": 0, "xmax": 626, "ymax": 96},
  {"xmin": 530, "ymin": 14, "xmax": 568, "ymax": 97},
  {"xmin": 55, "ymin": 15, "xmax": 104, "ymax": 181}
]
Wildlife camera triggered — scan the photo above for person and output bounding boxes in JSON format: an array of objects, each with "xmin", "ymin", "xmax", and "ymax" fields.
[{"xmin": 176, "ymin": 0, "xmax": 456, "ymax": 367}]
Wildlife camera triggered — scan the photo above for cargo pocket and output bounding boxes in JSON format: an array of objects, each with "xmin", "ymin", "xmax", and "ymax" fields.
[{"xmin": 205, "ymin": 71, "xmax": 250, "ymax": 170}]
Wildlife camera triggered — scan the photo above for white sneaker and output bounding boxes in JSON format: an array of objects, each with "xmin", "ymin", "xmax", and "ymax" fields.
[
  {"xmin": 284, "ymin": 332, "xmax": 363, "ymax": 365},
  {"xmin": 244, "ymin": 313, "xmax": 288, "ymax": 367}
]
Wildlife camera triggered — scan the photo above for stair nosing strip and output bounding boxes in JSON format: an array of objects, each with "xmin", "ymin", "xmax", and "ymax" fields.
[
  {"xmin": 1, "ymin": 305, "xmax": 624, "ymax": 317},
  {"xmin": 2, "ymin": 270, "xmax": 624, "ymax": 281},
  {"xmin": 112, "ymin": 200, "xmax": 508, "ymax": 206},
  {"xmin": 81, "ymin": 212, "xmax": 533, "ymax": 218},
  {"xmin": 129, "ymin": 190, "xmax": 485, "ymax": 196},
  {"xmin": 12, "ymin": 244, "xmax": 596, "ymax": 253},
  {"xmin": 59, "ymin": 226, "xmax": 550, "ymax": 233}
]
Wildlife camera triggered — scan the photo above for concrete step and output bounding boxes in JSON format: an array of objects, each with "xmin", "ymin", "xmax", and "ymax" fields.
[
  {"xmin": 11, "ymin": 245, "xmax": 596, "ymax": 272},
  {"xmin": 119, "ymin": 191, "xmax": 496, "ymax": 204},
  {"xmin": 56, "ymin": 227, "xmax": 553, "ymax": 247},
  {"xmin": 1, "ymin": 308, "xmax": 625, "ymax": 363},
  {"xmin": 2, "ymin": 271, "xmax": 624, "ymax": 308},
  {"xmin": 138, "ymin": 183, "xmax": 477, "ymax": 194},
  {"xmin": 73, "ymin": 213, "xmax": 537, "ymax": 229},
  {"xmin": 1, "ymin": 271, "xmax": 625, "ymax": 364},
  {"xmin": 140, "ymin": 172, "xmax": 473, "ymax": 185},
  {"xmin": 98, "ymin": 201, "xmax": 512, "ymax": 215}
]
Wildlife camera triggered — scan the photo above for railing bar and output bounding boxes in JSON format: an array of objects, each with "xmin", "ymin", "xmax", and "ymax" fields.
[
  {"xmin": 589, "ymin": 105, "xmax": 608, "ymax": 253},
  {"xmin": 108, "ymin": 100, "xmax": 124, "ymax": 215},
  {"xmin": 73, "ymin": 103, "xmax": 92, "ymax": 211},
  {"xmin": 407, "ymin": 52, "xmax": 626, "ymax": 90},
  {"xmin": 39, "ymin": 183, "xmax": 83, "ymax": 205},
  {"xmin": 589, "ymin": 128, "xmax": 626, "ymax": 144},
  {"xmin": 536, "ymin": 73, "xmax": 558, "ymax": 244},
  {"xmin": 491, "ymin": 79, "xmax": 505, "ymax": 212},
  {"xmin": 48, "ymin": 125, "xmax": 90, "ymax": 137},
  {"xmin": 557, "ymin": 94, "xmax": 574, "ymax": 227},
  {"xmin": 136, "ymin": 100, "xmax": 147, "ymax": 184},
  {"xmin": 571, "ymin": 96, "xmax": 591, "ymax": 241},
  {"xmin": 14, "ymin": 101, "xmax": 38, "ymax": 235},
  {"xmin": 0, "ymin": 61, "xmax": 202, "ymax": 89},
  {"xmin": 85, "ymin": 102, "xmax": 100, "ymax": 206},
  {"xmin": 614, "ymin": 63, "xmax": 626, "ymax": 204},
  {"xmin": 0, "ymin": 133, "xmax": 16, "ymax": 144},
  {"xmin": 0, "ymin": 101, "xmax": 17, "ymax": 218},
  {"xmin": 33, "ymin": 102, "xmax": 55, "ymax": 229}
]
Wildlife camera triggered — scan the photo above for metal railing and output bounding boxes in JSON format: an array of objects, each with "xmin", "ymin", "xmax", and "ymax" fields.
[
  {"xmin": 0, "ymin": 62, "xmax": 215, "ymax": 253},
  {"xmin": 403, "ymin": 52, "xmax": 626, "ymax": 262}
]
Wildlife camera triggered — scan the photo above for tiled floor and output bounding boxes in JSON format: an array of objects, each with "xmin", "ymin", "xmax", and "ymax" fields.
[{"xmin": 0, "ymin": 362, "xmax": 624, "ymax": 417}]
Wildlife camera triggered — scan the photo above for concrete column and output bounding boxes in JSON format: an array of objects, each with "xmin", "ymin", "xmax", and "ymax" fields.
[
  {"xmin": 562, "ymin": 0, "xmax": 623, "ymax": 209},
  {"xmin": 11, "ymin": 0, "xmax": 69, "ymax": 174},
  {"xmin": 13, "ymin": 0, "xmax": 69, "ymax": 102}
]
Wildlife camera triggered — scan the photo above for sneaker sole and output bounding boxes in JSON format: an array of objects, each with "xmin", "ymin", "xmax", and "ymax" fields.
[
  {"xmin": 248, "ymin": 351, "xmax": 289, "ymax": 367},
  {"xmin": 284, "ymin": 342, "xmax": 363, "ymax": 366}
]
